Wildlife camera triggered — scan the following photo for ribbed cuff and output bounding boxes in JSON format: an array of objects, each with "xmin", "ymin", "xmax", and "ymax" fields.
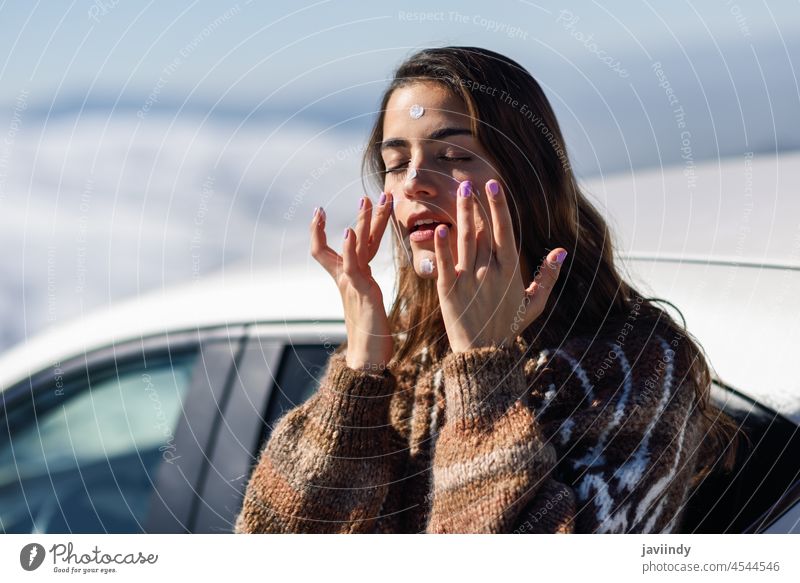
[
  {"xmin": 315, "ymin": 352, "xmax": 396, "ymax": 429},
  {"xmin": 442, "ymin": 338, "xmax": 529, "ymax": 426}
]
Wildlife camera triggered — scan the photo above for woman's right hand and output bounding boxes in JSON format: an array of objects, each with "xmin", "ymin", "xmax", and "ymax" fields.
[{"xmin": 310, "ymin": 192, "xmax": 395, "ymax": 372}]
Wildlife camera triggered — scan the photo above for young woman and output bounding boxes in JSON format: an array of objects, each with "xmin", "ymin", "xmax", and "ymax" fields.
[{"xmin": 234, "ymin": 46, "xmax": 738, "ymax": 534}]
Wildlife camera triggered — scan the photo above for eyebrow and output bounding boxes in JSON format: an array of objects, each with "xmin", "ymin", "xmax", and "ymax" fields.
[{"xmin": 380, "ymin": 127, "xmax": 473, "ymax": 151}]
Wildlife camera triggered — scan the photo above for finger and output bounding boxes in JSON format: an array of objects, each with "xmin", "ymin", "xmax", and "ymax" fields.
[
  {"xmin": 473, "ymin": 182, "xmax": 493, "ymax": 269},
  {"xmin": 309, "ymin": 206, "xmax": 341, "ymax": 278},
  {"xmin": 354, "ymin": 196, "xmax": 372, "ymax": 270},
  {"xmin": 456, "ymin": 180, "xmax": 476, "ymax": 272},
  {"xmin": 486, "ymin": 179, "xmax": 518, "ymax": 267},
  {"xmin": 522, "ymin": 248, "xmax": 568, "ymax": 325},
  {"xmin": 367, "ymin": 191, "xmax": 392, "ymax": 261},
  {"xmin": 341, "ymin": 227, "xmax": 372, "ymax": 292},
  {"xmin": 434, "ymin": 223, "xmax": 457, "ymax": 290},
  {"xmin": 341, "ymin": 227, "xmax": 357, "ymax": 277}
]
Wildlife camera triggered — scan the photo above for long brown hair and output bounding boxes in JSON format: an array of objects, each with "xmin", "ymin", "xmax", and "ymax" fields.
[{"xmin": 360, "ymin": 46, "xmax": 739, "ymax": 477}]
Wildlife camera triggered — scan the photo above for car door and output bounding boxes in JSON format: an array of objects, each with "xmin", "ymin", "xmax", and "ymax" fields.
[
  {"xmin": 682, "ymin": 381, "xmax": 800, "ymax": 533},
  {"xmin": 193, "ymin": 324, "xmax": 344, "ymax": 533},
  {"xmin": 0, "ymin": 326, "xmax": 245, "ymax": 533},
  {"xmin": 761, "ymin": 486, "xmax": 800, "ymax": 534}
]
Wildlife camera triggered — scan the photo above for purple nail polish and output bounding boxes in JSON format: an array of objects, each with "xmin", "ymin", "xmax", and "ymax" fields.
[
  {"xmin": 554, "ymin": 249, "xmax": 568, "ymax": 265},
  {"xmin": 344, "ymin": 228, "xmax": 350, "ymax": 240},
  {"xmin": 359, "ymin": 197, "xmax": 365, "ymax": 209},
  {"xmin": 460, "ymin": 180, "xmax": 472, "ymax": 197},
  {"xmin": 488, "ymin": 181, "xmax": 500, "ymax": 197},
  {"xmin": 379, "ymin": 192, "xmax": 387, "ymax": 205},
  {"xmin": 313, "ymin": 206, "xmax": 319, "ymax": 218},
  {"xmin": 437, "ymin": 225, "xmax": 447, "ymax": 238}
]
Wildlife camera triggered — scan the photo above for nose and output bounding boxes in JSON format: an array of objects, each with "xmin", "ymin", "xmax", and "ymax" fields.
[
  {"xmin": 400, "ymin": 163, "xmax": 456, "ymax": 201},
  {"xmin": 400, "ymin": 164, "xmax": 431, "ymax": 200}
]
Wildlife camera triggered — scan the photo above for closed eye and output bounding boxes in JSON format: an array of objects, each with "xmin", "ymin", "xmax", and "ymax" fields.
[
  {"xmin": 385, "ymin": 162, "xmax": 409, "ymax": 175},
  {"xmin": 384, "ymin": 156, "xmax": 472, "ymax": 175}
]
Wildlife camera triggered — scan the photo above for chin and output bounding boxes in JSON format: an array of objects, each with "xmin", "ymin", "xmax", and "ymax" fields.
[{"xmin": 412, "ymin": 250, "xmax": 437, "ymax": 278}]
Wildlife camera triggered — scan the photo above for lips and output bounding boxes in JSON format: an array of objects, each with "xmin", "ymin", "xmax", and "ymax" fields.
[
  {"xmin": 409, "ymin": 220, "xmax": 452, "ymax": 234},
  {"xmin": 406, "ymin": 211, "xmax": 454, "ymax": 234}
]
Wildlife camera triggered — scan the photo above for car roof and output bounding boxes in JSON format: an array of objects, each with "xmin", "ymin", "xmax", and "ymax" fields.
[
  {"xmin": 0, "ymin": 264, "xmax": 391, "ymax": 392},
  {"xmin": 580, "ymin": 150, "xmax": 800, "ymax": 269},
  {"xmin": 1, "ymin": 152, "xmax": 797, "ymax": 424},
  {"xmin": 623, "ymin": 256, "xmax": 799, "ymax": 425}
]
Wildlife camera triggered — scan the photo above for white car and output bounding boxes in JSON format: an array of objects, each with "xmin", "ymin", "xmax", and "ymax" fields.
[{"xmin": 0, "ymin": 154, "xmax": 798, "ymax": 534}]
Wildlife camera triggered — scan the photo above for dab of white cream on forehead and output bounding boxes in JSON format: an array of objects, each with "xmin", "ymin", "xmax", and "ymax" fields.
[
  {"xmin": 420, "ymin": 257, "xmax": 434, "ymax": 274},
  {"xmin": 409, "ymin": 104, "xmax": 425, "ymax": 119}
]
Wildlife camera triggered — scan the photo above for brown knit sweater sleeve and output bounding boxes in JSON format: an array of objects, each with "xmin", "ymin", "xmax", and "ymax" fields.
[
  {"xmin": 233, "ymin": 350, "xmax": 406, "ymax": 533},
  {"xmin": 426, "ymin": 339, "xmax": 557, "ymax": 533}
]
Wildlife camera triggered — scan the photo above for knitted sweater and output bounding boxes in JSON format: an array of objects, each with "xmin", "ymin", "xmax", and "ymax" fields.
[{"xmin": 233, "ymin": 321, "xmax": 713, "ymax": 534}]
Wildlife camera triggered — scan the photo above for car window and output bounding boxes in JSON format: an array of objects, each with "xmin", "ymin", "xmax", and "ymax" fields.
[
  {"xmin": 261, "ymin": 344, "xmax": 334, "ymax": 442},
  {"xmin": 0, "ymin": 351, "xmax": 197, "ymax": 533},
  {"xmin": 683, "ymin": 381, "xmax": 800, "ymax": 533}
]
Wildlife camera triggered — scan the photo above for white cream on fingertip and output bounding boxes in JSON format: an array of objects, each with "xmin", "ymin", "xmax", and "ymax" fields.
[{"xmin": 420, "ymin": 258, "xmax": 434, "ymax": 274}]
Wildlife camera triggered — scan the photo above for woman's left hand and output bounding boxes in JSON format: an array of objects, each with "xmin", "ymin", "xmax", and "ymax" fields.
[{"xmin": 433, "ymin": 179, "xmax": 568, "ymax": 353}]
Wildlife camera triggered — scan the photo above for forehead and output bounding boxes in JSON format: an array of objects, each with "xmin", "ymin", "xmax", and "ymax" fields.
[{"xmin": 383, "ymin": 81, "xmax": 469, "ymax": 135}]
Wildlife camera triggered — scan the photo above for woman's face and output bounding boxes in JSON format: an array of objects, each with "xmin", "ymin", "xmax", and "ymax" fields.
[{"xmin": 381, "ymin": 81, "xmax": 500, "ymax": 279}]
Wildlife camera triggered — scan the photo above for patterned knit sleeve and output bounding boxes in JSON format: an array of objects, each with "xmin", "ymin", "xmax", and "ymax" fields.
[
  {"xmin": 425, "ymin": 339, "xmax": 558, "ymax": 533},
  {"xmin": 233, "ymin": 350, "xmax": 406, "ymax": 533},
  {"xmin": 531, "ymin": 331, "xmax": 708, "ymax": 534},
  {"xmin": 426, "ymin": 329, "xmax": 708, "ymax": 534}
]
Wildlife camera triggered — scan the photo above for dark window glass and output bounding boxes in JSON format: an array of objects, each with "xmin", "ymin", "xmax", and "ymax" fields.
[
  {"xmin": 0, "ymin": 351, "xmax": 197, "ymax": 533},
  {"xmin": 261, "ymin": 345, "xmax": 333, "ymax": 443}
]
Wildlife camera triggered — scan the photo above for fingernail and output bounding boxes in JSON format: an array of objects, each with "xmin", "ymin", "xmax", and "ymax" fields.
[
  {"xmin": 319, "ymin": 206, "xmax": 325, "ymax": 220},
  {"xmin": 313, "ymin": 206, "xmax": 319, "ymax": 218},
  {"xmin": 488, "ymin": 180, "xmax": 500, "ymax": 197},
  {"xmin": 359, "ymin": 197, "xmax": 365, "ymax": 210},
  {"xmin": 437, "ymin": 225, "xmax": 447, "ymax": 238},
  {"xmin": 344, "ymin": 228, "xmax": 350, "ymax": 240},
  {"xmin": 554, "ymin": 249, "xmax": 568, "ymax": 265},
  {"xmin": 460, "ymin": 180, "xmax": 472, "ymax": 197},
  {"xmin": 379, "ymin": 192, "xmax": 387, "ymax": 205}
]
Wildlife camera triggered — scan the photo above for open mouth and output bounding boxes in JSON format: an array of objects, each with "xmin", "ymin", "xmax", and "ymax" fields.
[
  {"xmin": 409, "ymin": 220, "xmax": 452, "ymax": 234},
  {"xmin": 408, "ymin": 220, "xmax": 453, "ymax": 242}
]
